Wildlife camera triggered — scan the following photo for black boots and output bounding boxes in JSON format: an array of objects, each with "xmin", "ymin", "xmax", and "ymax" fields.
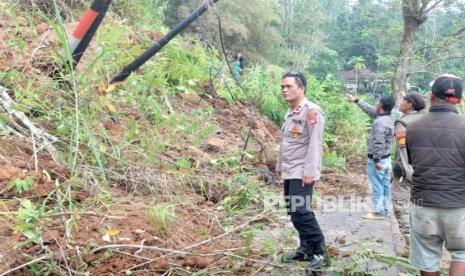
[{"xmin": 281, "ymin": 250, "xmax": 314, "ymax": 263}]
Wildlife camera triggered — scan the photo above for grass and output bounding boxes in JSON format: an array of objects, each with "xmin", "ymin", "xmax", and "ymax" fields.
[
  {"xmin": 323, "ymin": 151, "xmax": 346, "ymax": 172},
  {"xmin": 146, "ymin": 203, "xmax": 176, "ymax": 237}
]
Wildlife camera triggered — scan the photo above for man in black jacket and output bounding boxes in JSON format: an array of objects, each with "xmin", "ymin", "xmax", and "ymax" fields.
[{"xmin": 406, "ymin": 74, "xmax": 465, "ymax": 276}]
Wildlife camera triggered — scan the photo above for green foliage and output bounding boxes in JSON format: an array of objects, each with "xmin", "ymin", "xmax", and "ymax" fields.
[
  {"xmin": 458, "ymin": 102, "xmax": 465, "ymax": 115},
  {"xmin": 112, "ymin": 0, "xmax": 167, "ymax": 28},
  {"xmin": 9, "ymin": 177, "xmax": 34, "ymax": 194},
  {"xmin": 8, "ymin": 1, "xmax": 465, "ymax": 273},
  {"xmin": 17, "ymin": 0, "xmax": 86, "ymax": 18},
  {"xmin": 146, "ymin": 203, "xmax": 175, "ymax": 237},
  {"xmin": 209, "ymin": 152, "xmax": 242, "ymax": 169},
  {"xmin": 325, "ymin": 238, "xmax": 448, "ymax": 275},
  {"xmin": 274, "ymin": 0, "xmax": 328, "ymax": 72},
  {"xmin": 242, "ymin": 229, "xmax": 255, "ymax": 250},
  {"xmin": 309, "ymin": 47, "xmax": 340, "ymax": 80},
  {"xmin": 323, "ymin": 151, "xmax": 346, "ymax": 172},
  {"xmin": 175, "ymin": 157, "xmax": 193, "ymax": 169},
  {"xmin": 220, "ymin": 173, "xmax": 267, "ymax": 217},
  {"xmin": 217, "ymin": 66, "xmax": 368, "ymax": 158},
  {"xmin": 319, "ymin": 91, "xmax": 369, "ymax": 156},
  {"xmin": 167, "ymin": 0, "xmax": 282, "ymax": 63},
  {"xmin": 259, "ymin": 236, "xmax": 279, "ymax": 257},
  {"xmin": 15, "ymin": 199, "xmax": 44, "ymax": 246}
]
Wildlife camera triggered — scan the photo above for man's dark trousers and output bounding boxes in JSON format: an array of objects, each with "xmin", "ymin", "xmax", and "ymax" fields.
[{"xmin": 284, "ymin": 179, "xmax": 325, "ymax": 255}]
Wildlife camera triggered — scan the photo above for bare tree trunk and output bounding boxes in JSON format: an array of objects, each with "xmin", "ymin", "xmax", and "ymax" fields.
[
  {"xmin": 392, "ymin": 16, "xmax": 421, "ymax": 103},
  {"xmin": 391, "ymin": 0, "xmax": 440, "ymax": 104}
]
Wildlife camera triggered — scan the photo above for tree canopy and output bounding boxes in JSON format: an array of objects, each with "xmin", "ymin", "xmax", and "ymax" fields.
[{"xmin": 164, "ymin": 0, "xmax": 465, "ymax": 95}]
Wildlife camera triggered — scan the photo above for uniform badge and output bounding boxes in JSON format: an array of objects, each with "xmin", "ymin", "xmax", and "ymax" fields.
[
  {"xmin": 308, "ymin": 112, "xmax": 317, "ymax": 125},
  {"xmin": 290, "ymin": 125, "xmax": 302, "ymax": 139},
  {"xmin": 292, "ymin": 118, "xmax": 303, "ymax": 125},
  {"xmin": 396, "ymin": 131, "xmax": 407, "ymax": 146}
]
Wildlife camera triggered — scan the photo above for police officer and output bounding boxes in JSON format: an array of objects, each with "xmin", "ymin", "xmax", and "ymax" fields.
[
  {"xmin": 276, "ymin": 71, "xmax": 325, "ymax": 269},
  {"xmin": 392, "ymin": 92, "xmax": 425, "ymax": 257}
]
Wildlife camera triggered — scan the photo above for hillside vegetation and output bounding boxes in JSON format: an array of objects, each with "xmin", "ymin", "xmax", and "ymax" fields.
[{"xmin": 0, "ymin": 0, "xmax": 423, "ymax": 275}]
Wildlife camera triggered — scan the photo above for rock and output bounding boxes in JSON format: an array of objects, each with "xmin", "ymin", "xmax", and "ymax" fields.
[
  {"xmin": 328, "ymin": 246, "xmax": 340, "ymax": 256},
  {"xmin": 180, "ymin": 91, "xmax": 201, "ymax": 103},
  {"xmin": 215, "ymin": 98, "xmax": 228, "ymax": 109},
  {"xmin": 201, "ymin": 137, "xmax": 227, "ymax": 153},
  {"xmin": 215, "ymin": 127, "xmax": 224, "ymax": 135},
  {"xmin": 0, "ymin": 164, "xmax": 23, "ymax": 180},
  {"xmin": 148, "ymin": 31, "xmax": 165, "ymax": 41},
  {"xmin": 255, "ymin": 167, "xmax": 276, "ymax": 185},
  {"xmin": 36, "ymin": 22, "xmax": 49, "ymax": 34},
  {"xmin": 183, "ymin": 256, "xmax": 214, "ymax": 269},
  {"xmin": 103, "ymin": 119, "xmax": 115, "ymax": 130},
  {"xmin": 0, "ymin": 29, "xmax": 9, "ymax": 41}
]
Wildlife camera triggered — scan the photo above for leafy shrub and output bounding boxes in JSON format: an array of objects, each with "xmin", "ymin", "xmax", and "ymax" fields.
[
  {"xmin": 9, "ymin": 177, "xmax": 34, "ymax": 194},
  {"xmin": 323, "ymin": 151, "xmax": 346, "ymax": 172}
]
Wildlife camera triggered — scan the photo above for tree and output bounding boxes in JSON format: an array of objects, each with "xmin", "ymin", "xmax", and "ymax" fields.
[
  {"xmin": 348, "ymin": 56, "xmax": 366, "ymax": 95},
  {"xmin": 274, "ymin": 0, "xmax": 328, "ymax": 71},
  {"xmin": 391, "ymin": 0, "xmax": 445, "ymax": 103},
  {"xmin": 164, "ymin": 0, "xmax": 282, "ymax": 64}
]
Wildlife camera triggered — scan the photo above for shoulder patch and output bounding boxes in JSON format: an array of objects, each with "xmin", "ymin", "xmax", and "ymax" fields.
[
  {"xmin": 308, "ymin": 111, "xmax": 317, "ymax": 125},
  {"xmin": 396, "ymin": 131, "xmax": 406, "ymax": 146}
]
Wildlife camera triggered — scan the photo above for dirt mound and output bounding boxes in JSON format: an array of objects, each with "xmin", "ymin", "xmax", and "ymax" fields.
[
  {"xmin": 0, "ymin": 136, "xmax": 69, "ymax": 273},
  {"xmin": 317, "ymin": 156, "xmax": 369, "ymax": 196},
  {"xmin": 1, "ymin": 188, "xmax": 238, "ymax": 274}
]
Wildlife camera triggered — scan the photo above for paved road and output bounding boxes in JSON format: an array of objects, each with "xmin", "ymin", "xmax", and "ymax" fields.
[
  {"xmin": 316, "ymin": 203, "xmax": 400, "ymax": 275},
  {"xmin": 256, "ymin": 197, "xmax": 404, "ymax": 275}
]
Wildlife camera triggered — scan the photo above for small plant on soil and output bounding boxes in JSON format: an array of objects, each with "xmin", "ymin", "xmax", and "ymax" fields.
[
  {"xmin": 9, "ymin": 176, "xmax": 34, "ymax": 194},
  {"xmin": 323, "ymin": 151, "xmax": 346, "ymax": 172},
  {"xmin": 260, "ymin": 236, "xmax": 279, "ymax": 258},
  {"xmin": 14, "ymin": 199, "xmax": 44, "ymax": 247},
  {"xmin": 146, "ymin": 203, "xmax": 175, "ymax": 237}
]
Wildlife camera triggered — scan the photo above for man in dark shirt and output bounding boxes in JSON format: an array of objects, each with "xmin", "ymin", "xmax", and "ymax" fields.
[{"xmin": 406, "ymin": 74, "xmax": 465, "ymax": 276}]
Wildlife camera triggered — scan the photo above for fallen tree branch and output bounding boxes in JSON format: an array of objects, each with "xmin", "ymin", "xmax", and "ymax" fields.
[
  {"xmin": 119, "ymin": 211, "xmax": 271, "ymax": 272},
  {"xmin": 186, "ymin": 210, "xmax": 271, "ymax": 250},
  {"xmin": 21, "ymin": 28, "xmax": 51, "ymax": 74},
  {"xmin": 0, "ymin": 211, "xmax": 123, "ymax": 219},
  {"xmin": 43, "ymin": 211, "xmax": 124, "ymax": 219},
  {"xmin": 112, "ymin": 249, "xmax": 153, "ymax": 261},
  {"xmin": 92, "ymin": 244, "xmax": 188, "ymax": 255},
  {"xmin": 0, "ymin": 85, "xmax": 60, "ymax": 162},
  {"xmin": 0, "ymin": 255, "xmax": 49, "ymax": 276}
]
